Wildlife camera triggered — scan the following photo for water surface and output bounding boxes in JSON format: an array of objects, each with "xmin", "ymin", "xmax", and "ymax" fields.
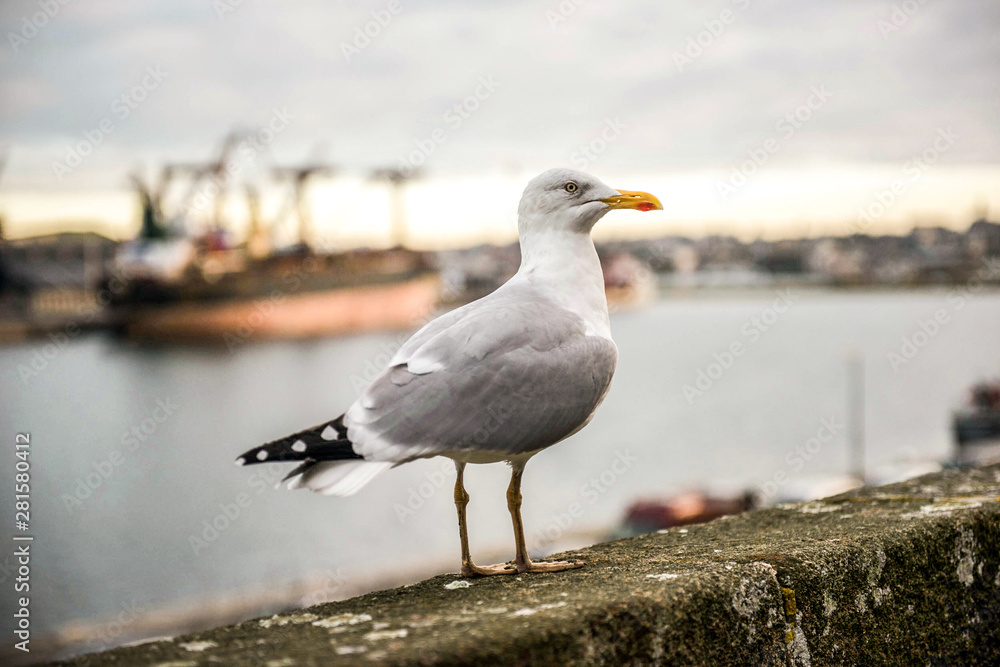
[{"xmin": 1, "ymin": 288, "xmax": 998, "ymax": 641}]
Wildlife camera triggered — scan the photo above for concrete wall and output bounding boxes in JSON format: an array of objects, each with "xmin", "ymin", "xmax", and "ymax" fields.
[{"xmin": 54, "ymin": 463, "xmax": 1000, "ymax": 666}]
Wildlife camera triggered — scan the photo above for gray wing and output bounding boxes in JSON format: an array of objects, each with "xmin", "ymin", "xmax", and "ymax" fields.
[{"xmin": 343, "ymin": 286, "xmax": 618, "ymax": 462}]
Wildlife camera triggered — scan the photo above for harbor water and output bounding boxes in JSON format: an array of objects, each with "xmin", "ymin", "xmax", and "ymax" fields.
[{"xmin": 1, "ymin": 287, "xmax": 999, "ymax": 643}]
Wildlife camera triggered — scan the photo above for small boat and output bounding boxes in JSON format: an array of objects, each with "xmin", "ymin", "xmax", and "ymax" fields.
[
  {"xmin": 953, "ymin": 380, "xmax": 1000, "ymax": 465},
  {"xmin": 610, "ymin": 491, "xmax": 755, "ymax": 539}
]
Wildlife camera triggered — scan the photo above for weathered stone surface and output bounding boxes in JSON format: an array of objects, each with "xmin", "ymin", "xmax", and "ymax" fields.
[{"xmin": 56, "ymin": 464, "xmax": 1000, "ymax": 666}]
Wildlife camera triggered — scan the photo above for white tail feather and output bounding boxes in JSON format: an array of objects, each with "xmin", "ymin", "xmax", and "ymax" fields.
[{"xmin": 288, "ymin": 460, "xmax": 391, "ymax": 497}]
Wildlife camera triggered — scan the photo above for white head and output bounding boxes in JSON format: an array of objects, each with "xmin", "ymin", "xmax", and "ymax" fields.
[{"xmin": 517, "ymin": 168, "xmax": 662, "ymax": 236}]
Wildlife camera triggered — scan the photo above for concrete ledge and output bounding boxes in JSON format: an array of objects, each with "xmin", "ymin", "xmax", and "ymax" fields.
[{"xmin": 56, "ymin": 464, "xmax": 1000, "ymax": 666}]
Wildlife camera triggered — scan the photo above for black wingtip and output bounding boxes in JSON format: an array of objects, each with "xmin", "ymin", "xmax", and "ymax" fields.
[
  {"xmin": 236, "ymin": 415, "xmax": 361, "ymax": 468},
  {"xmin": 281, "ymin": 459, "xmax": 317, "ymax": 484}
]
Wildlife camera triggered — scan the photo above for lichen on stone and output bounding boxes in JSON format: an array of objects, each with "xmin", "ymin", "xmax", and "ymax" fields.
[
  {"xmin": 178, "ymin": 640, "xmax": 216, "ymax": 652},
  {"xmin": 823, "ymin": 591, "xmax": 837, "ymax": 617},
  {"xmin": 258, "ymin": 612, "xmax": 318, "ymax": 628},
  {"xmin": 732, "ymin": 575, "xmax": 771, "ymax": 617},
  {"xmin": 312, "ymin": 613, "xmax": 373, "ymax": 629},
  {"xmin": 955, "ymin": 528, "xmax": 978, "ymax": 587},
  {"xmin": 872, "ymin": 587, "xmax": 891, "ymax": 607},
  {"xmin": 363, "ymin": 628, "xmax": 407, "ymax": 641},
  {"xmin": 796, "ymin": 502, "xmax": 842, "ymax": 514},
  {"xmin": 789, "ymin": 613, "xmax": 812, "ymax": 666}
]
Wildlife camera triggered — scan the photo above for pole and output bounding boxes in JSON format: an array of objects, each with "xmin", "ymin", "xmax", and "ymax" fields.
[{"xmin": 848, "ymin": 351, "xmax": 866, "ymax": 484}]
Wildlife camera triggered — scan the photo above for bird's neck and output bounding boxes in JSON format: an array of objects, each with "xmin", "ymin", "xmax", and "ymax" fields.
[{"xmin": 515, "ymin": 229, "xmax": 611, "ymax": 339}]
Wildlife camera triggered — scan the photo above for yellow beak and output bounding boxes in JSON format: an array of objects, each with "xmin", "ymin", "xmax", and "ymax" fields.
[{"xmin": 600, "ymin": 189, "xmax": 663, "ymax": 212}]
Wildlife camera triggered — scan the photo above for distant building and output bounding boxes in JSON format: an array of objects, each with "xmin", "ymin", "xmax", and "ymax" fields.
[
  {"xmin": 0, "ymin": 232, "xmax": 117, "ymax": 318},
  {"xmin": 967, "ymin": 220, "xmax": 1000, "ymax": 260}
]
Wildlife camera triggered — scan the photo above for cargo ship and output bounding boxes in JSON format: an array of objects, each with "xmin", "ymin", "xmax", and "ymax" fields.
[
  {"xmin": 104, "ymin": 143, "xmax": 440, "ymax": 343},
  {"xmin": 106, "ymin": 244, "xmax": 439, "ymax": 343}
]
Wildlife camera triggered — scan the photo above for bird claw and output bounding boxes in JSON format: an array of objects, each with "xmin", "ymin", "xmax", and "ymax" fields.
[
  {"xmin": 460, "ymin": 562, "xmax": 517, "ymax": 577},
  {"xmin": 518, "ymin": 559, "xmax": 585, "ymax": 574}
]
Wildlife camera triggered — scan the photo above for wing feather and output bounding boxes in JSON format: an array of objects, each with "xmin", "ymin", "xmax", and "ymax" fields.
[{"xmin": 344, "ymin": 284, "xmax": 617, "ymax": 462}]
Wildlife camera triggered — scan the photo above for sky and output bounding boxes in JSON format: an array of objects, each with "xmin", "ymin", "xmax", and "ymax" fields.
[{"xmin": 1, "ymin": 0, "xmax": 998, "ymax": 247}]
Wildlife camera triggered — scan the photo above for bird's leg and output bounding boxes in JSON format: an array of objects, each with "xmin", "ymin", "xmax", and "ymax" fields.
[
  {"xmin": 454, "ymin": 461, "xmax": 514, "ymax": 577},
  {"xmin": 508, "ymin": 462, "xmax": 585, "ymax": 574}
]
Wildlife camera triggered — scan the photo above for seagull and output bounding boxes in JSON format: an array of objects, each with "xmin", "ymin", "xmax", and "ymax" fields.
[{"xmin": 236, "ymin": 168, "xmax": 662, "ymax": 576}]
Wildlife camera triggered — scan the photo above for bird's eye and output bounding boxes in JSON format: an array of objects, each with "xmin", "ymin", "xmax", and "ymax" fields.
[{"xmin": 564, "ymin": 182, "xmax": 579, "ymax": 193}]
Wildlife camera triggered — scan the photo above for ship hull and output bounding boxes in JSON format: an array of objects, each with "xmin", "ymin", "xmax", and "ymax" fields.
[{"xmin": 121, "ymin": 273, "xmax": 440, "ymax": 343}]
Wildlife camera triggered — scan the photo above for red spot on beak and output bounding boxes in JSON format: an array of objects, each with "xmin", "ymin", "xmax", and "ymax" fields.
[{"xmin": 636, "ymin": 202, "xmax": 655, "ymax": 212}]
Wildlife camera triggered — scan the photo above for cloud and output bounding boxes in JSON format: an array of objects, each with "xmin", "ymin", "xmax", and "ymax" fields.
[{"xmin": 0, "ymin": 0, "xmax": 997, "ymax": 191}]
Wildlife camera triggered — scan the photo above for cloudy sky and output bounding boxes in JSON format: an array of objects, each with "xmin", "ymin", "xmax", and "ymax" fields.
[{"xmin": 1, "ymin": 0, "xmax": 998, "ymax": 245}]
